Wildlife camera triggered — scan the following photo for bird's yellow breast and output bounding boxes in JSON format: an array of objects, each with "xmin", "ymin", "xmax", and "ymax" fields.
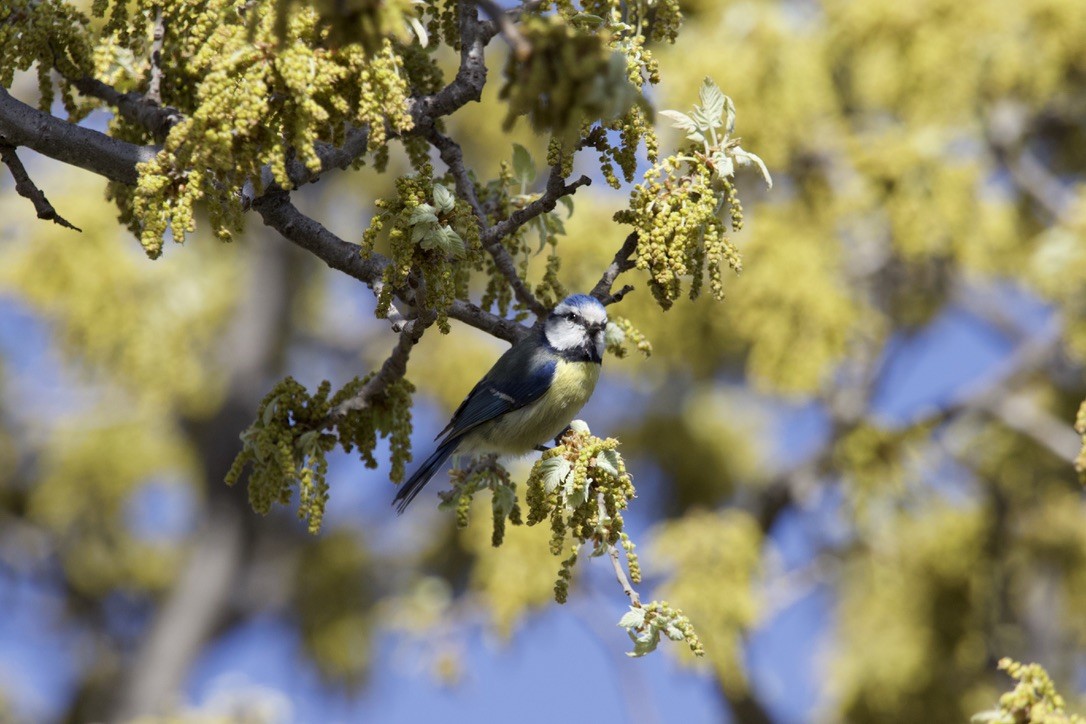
[{"xmin": 465, "ymin": 359, "xmax": 601, "ymax": 454}]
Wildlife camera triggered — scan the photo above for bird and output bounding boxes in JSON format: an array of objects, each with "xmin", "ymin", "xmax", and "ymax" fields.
[{"xmin": 393, "ymin": 293, "xmax": 609, "ymax": 513}]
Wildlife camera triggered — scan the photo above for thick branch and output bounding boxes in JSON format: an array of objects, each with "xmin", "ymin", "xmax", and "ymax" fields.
[
  {"xmin": 0, "ymin": 86, "xmax": 154, "ymax": 184},
  {"xmin": 252, "ymin": 188, "xmax": 528, "ymax": 343},
  {"xmin": 72, "ymin": 76, "xmax": 181, "ymax": 142},
  {"xmin": 0, "ymin": 143, "xmax": 81, "ymax": 230},
  {"xmin": 410, "ymin": 1, "xmax": 492, "ymax": 123}
]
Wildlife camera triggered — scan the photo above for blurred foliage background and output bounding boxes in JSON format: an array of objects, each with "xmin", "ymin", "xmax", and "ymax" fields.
[{"xmin": 3, "ymin": 0, "xmax": 1086, "ymax": 722}]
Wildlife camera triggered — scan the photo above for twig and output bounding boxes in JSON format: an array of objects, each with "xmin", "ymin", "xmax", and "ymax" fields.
[
  {"xmin": 469, "ymin": 0, "xmax": 531, "ymax": 61},
  {"xmin": 373, "ymin": 279, "xmax": 409, "ymax": 332},
  {"xmin": 0, "ymin": 142, "xmax": 81, "ymax": 230},
  {"xmin": 599, "ymin": 493, "xmax": 641, "ymax": 607},
  {"xmin": 334, "ymin": 311, "xmax": 436, "ymax": 417},
  {"xmin": 986, "ymin": 102, "xmax": 1076, "ymax": 225},
  {"xmin": 608, "ymin": 544, "xmax": 641, "ymax": 608},
  {"xmin": 146, "ymin": 7, "xmax": 166, "ymax": 106},
  {"xmin": 483, "ymin": 165, "xmax": 592, "ymax": 247},
  {"xmin": 591, "ymin": 231, "xmax": 639, "ymax": 305}
]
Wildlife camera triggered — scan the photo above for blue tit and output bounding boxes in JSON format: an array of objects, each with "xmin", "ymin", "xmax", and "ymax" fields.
[{"xmin": 393, "ymin": 293, "xmax": 609, "ymax": 513}]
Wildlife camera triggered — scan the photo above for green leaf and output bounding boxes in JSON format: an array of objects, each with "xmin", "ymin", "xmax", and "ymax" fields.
[
  {"xmin": 659, "ymin": 109, "xmax": 698, "ymax": 133},
  {"xmin": 626, "ymin": 629, "xmax": 661, "ymax": 657},
  {"xmin": 434, "ymin": 225, "xmax": 466, "ymax": 257},
  {"xmin": 570, "ymin": 12, "xmax": 605, "ymax": 29},
  {"xmin": 493, "ymin": 483, "xmax": 516, "ymax": 515},
  {"xmin": 594, "ymin": 449, "xmax": 622, "ymax": 477},
  {"xmin": 698, "ymin": 77, "xmax": 726, "ymax": 128},
  {"xmin": 512, "ymin": 143, "xmax": 536, "ymax": 185},
  {"xmin": 432, "ymin": 183, "xmax": 455, "ymax": 213},
  {"xmin": 261, "ymin": 396, "xmax": 281, "ymax": 426},
  {"xmin": 732, "ymin": 147, "xmax": 773, "ymax": 188},
  {"xmin": 538, "ymin": 456, "xmax": 572, "ymax": 494},
  {"xmin": 569, "ymin": 419, "xmax": 591, "ymax": 435},
  {"xmin": 408, "ymin": 203, "xmax": 439, "ymax": 226},
  {"xmin": 558, "ymin": 196, "xmax": 574, "ymax": 218},
  {"xmin": 562, "ymin": 469, "xmax": 586, "ymax": 507},
  {"xmin": 617, "ymin": 606, "xmax": 646, "ymax": 630},
  {"xmin": 411, "ymin": 223, "xmax": 431, "ymax": 244}
]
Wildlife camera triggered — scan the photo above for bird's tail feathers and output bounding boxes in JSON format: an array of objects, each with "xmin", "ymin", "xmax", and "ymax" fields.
[{"xmin": 393, "ymin": 437, "xmax": 460, "ymax": 514}]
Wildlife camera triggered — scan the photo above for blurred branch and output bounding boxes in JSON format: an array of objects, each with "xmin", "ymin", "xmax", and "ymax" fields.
[
  {"xmin": 115, "ymin": 504, "xmax": 246, "ymax": 720},
  {"xmin": 469, "ymin": 0, "xmax": 531, "ymax": 61},
  {"xmin": 0, "ymin": 143, "xmax": 81, "ymax": 230},
  {"xmin": 114, "ymin": 235, "xmax": 300, "ymax": 720},
  {"xmin": 987, "ymin": 102, "xmax": 1077, "ymax": 225}
]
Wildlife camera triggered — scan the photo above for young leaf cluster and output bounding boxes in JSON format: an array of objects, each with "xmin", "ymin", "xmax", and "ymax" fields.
[
  {"xmin": 226, "ymin": 375, "xmax": 414, "ymax": 534},
  {"xmin": 362, "ymin": 164, "xmax": 483, "ymax": 332},
  {"xmin": 439, "ymin": 455, "xmax": 523, "ymax": 546},
  {"xmin": 521, "ymin": 422, "xmax": 637, "ymax": 603},
  {"xmin": 616, "ymin": 78, "xmax": 771, "ymax": 309},
  {"xmin": 618, "ymin": 600, "xmax": 704, "ymax": 658},
  {"xmin": 474, "ymin": 145, "xmax": 572, "ymax": 316}
]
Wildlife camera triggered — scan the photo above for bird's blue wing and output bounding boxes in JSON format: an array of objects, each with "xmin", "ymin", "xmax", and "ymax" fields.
[{"xmin": 436, "ymin": 341, "xmax": 555, "ymax": 442}]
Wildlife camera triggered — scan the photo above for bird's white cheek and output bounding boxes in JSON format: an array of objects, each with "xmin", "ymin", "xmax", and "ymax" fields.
[{"xmin": 545, "ymin": 320, "xmax": 583, "ymax": 351}]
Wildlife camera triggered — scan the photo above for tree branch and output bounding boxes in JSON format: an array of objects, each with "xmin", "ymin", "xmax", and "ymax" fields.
[
  {"xmin": 251, "ymin": 187, "xmax": 529, "ymax": 343},
  {"xmin": 0, "ymin": 86, "xmax": 155, "ymax": 184},
  {"xmin": 334, "ymin": 311, "xmax": 437, "ymax": 417},
  {"xmin": 427, "ymin": 126, "xmax": 548, "ymax": 316},
  {"xmin": 146, "ymin": 7, "xmax": 166, "ymax": 106},
  {"xmin": 483, "ymin": 164, "xmax": 592, "ymax": 247},
  {"xmin": 0, "ymin": 142, "xmax": 81, "ymax": 230},
  {"xmin": 600, "ymin": 493, "xmax": 641, "ymax": 607},
  {"xmin": 591, "ymin": 231, "xmax": 639, "ymax": 305},
  {"xmin": 71, "ymin": 76, "xmax": 181, "ymax": 142}
]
